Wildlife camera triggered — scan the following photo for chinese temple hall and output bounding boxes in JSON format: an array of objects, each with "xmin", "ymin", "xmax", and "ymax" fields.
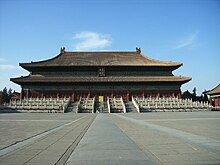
[
  {"xmin": 11, "ymin": 48, "xmax": 211, "ymax": 113},
  {"xmin": 11, "ymin": 47, "xmax": 191, "ymax": 102}
]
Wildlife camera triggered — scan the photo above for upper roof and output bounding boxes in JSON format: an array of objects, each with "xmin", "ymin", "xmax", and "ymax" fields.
[
  {"xmin": 206, "ymin": 84, "xmax": 220, "ymax": 95},
  {"xmin": 20, "ymin": 48, "xmax": 182, "ymax": 69}
]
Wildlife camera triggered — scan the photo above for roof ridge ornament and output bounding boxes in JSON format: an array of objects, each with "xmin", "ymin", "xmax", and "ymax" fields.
[
  {"xmin": 60, "ymin": 47, "xmax": 65, "ymax": 54},
  {"xmin": 136, "ymin": 47, "xmax": 141, "ymax": 54}
]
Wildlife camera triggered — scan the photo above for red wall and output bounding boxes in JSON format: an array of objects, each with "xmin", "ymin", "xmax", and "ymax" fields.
[{"xmin": 214, "ymin": 97, "xmax": 220, "ymax": 107}]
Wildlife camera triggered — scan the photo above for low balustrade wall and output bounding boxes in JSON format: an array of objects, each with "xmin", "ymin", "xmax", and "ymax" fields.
[
  {"xmin": 9, "ymin": 97, "xmax": 70, "ymax": 113},
  {"xmin": 133, "ymin": 96, "xmax": 212, "ymax": 112}
]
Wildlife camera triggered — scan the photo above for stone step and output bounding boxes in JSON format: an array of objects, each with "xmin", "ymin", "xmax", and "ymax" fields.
[
  {"xmin": 65, "ymin": 101, "xmax": 79, "ymax": 113},
  {"xmin": 125, "ymin": 101, "xmax": 138, "ymax": 113}
]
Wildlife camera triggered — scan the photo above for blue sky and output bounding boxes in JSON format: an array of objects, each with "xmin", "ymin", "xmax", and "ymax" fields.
[{"xmin": 0, "ymin": 0, "xmax": 219, "ymax": 95}]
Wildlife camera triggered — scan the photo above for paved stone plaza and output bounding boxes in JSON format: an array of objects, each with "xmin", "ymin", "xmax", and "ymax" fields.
[{"xmin": 0, "ymin": 112, "xmax": 220, "ymax": 165}]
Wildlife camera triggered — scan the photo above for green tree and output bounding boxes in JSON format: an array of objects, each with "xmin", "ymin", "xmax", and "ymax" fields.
[
  {"xmin": 1, "ymin": 87, "xmax": 8, "ymax": 104},
  {"xmin": 0, "ymin": 87, "xmax": 13, "ymax": 104},
  {"xmin": 0, "ymin": 91, "xmax": 3, "ymax": 104}
]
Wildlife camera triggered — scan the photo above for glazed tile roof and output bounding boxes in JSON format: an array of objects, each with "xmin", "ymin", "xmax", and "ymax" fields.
[
  {"xmin": 20, "ymin": 50, "xmax": 182, "ymax": 68},
  {"xmin": 207, "ymin": 84, "xmax": 220, "ymax": 95},
  {"xmin": 11, "ymin": 75, "xmax": 191, "ymax": 84}
]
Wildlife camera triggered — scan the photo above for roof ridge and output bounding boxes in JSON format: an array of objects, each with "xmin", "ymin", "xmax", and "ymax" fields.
[{"xmin": 63, "ymin": 51, "xmax": 137, "ymax": 54}]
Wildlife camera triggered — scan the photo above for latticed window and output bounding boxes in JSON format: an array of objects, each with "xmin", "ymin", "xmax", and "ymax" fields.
[{"xmin": 98, "ymin": 68, "xmax": 105, "ymax": 77}]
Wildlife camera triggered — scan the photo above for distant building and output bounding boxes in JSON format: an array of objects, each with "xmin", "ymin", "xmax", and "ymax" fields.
[
  {"xmin": 10, "ymin": 91, "xmax": 20, "ymax": 100},
  {"xmin": 10, "ymin": 48, "xmax": 191, "ymax": 101},
  {"xmin": 207, "ymin": 84, "xmax": 220, "ymax": 107}
]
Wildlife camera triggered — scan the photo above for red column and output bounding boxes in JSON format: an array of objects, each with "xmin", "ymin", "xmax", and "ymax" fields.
[
  {"xmin": 157, "ymin": 90, "xmax": 160, "ymax": 98},
  {"xmin": 20, "ymin": 88, "xmax": 23, "ymax": 99},
  {"xmin": 127, "ymin": 91, "xmax": 129, "ymax": 101},
  {"xmin": 111, "ymin": 91, "xmax": 113, "ymax": 98},
  {"xmin": 142, "ymin": 91, "xmax": 144, "ymax": 98},
  {"xmin": 218, "ymin": 97, "xmax": 220, "ymax": 107},
  {"xmin": 172, "ymin": 91, "xmax": 175, "ymax": 97},
  {"xmin": 26, "ymin": 89, "xmax": 29, "ymax": 98},
  {"xmin": 178, "ymin": 93, "xmax": 181, "ymax": 99},
  {"xmin": 71, "ymin": 92, "xmax": 74, "ymax": 101}
]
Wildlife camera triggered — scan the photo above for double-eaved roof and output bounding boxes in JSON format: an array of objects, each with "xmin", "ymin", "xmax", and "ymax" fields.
[{"xmin": 11, "ymin": 48, "xmax": 191, "ymax": 85}]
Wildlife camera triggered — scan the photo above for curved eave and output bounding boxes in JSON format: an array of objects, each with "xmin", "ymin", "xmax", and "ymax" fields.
[
  {"xmin": 10, "ymin": 76, "xmax": 29, "ymax": 85},
  {"xmin": 20, "ymin": 63, "xmax": 182, "ymax": 72},
  {"xmin": 206, "ymin": 84, "xmax": 220, "ymax": 95},
  {"xmin": 11, "ymin": 75, "xmax": 191, "ymax": 85},
  {"xmin": 20, "ymin": 63, "xmax": 182, "ymax": 67},
  {"xmin": 19, "ymin": 53, "xmax": 61, "ymax": 70},
  {"xmin": 139, "ymin": 53, "xmax": 182, "ymax": 68}
]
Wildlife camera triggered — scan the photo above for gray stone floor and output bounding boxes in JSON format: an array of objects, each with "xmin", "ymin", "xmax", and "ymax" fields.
[
  {"xmin": 66, "ymin": 114, "xmax": 154, "ymax": 165},
  {"xmin": 0, "ymin": 112, "xmax": 220, "ymax": 165},
  {"xmin": 0, "ymin": 113, "xmax": 95, "ymax": 164},
  {"xmin": 110, "ymin": 112, "xmax": 220, "ymax": 165}
]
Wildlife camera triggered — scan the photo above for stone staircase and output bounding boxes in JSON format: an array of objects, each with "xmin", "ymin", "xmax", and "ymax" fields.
[
  {"xmin": 78, "ymin": 97, "xmax": 95, "ymax": 113},
  {"xmin": 95, "ymin": 102, "xmax": 109, "ymax": 113},
  {"xmin": 139, "ymin": 107, "xmax": 152, "ymax": 112},
  {"xmin": 65, "ymin": 101, "xmax": 78, "ymax": 113},
  {"xmin": 102, "ymin": 102, "xmax": 109, "ymax": 113},
  {"xmin": 125, "ymin": 101, "xmax": 138, "ymax": 113}
]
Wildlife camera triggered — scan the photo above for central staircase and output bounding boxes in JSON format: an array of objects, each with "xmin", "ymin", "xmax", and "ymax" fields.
[
  {"xmin": 95, "ymin": 102, "xmax": 108, "ymax": 113},
  {"xmin": 125, "ymin": 101, "xmax": 138, "ymax": 113}
]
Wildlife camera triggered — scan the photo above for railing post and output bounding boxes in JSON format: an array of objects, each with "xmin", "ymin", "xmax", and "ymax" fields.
[
  {"xmin": 76, "ymin": 96, "xmax": 81, "ymax": 113},
  {"xmin": 120, "ymin": 97, "xmax": 126, "ymax": 113},
  {"xmin": 92, "ymin": 97, "xmax": 95, "ymax": 113},
  {"xmin": 132, "ymin": 96, "xmax": 140, "ymax": 113},
  {"xmin": 107, "ymin": 97, "xmax": 111, "ymax": 113}
]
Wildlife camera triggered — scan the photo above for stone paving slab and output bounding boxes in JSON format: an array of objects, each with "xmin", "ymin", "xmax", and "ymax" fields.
[
  {"xmin": 0, "ymin": 113, "xmax": 88, "ymax": 149},
  {"xmin": 66, "ymin": 114, "xmax": 154, "ymax": 165},
  {"xmin": 0, "ymin": 114, "xmax": 96, "ymax": 165},
  {"xmin": 111, "ymin": 113, "xmax": 220, "ymax": 165},
  {"xmin": 67, "ymin": 160, "xmax": 152, "ymax": 165}
]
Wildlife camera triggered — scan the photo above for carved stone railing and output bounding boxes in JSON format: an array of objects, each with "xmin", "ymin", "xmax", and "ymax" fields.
[
  {"xmin": 120, "ymin": 97, "xmax": 126, "ymax": 113},
  {"xmin": 75, "ymin": 96, "xmax": 81, "ymax": 113},
  {"xmin": 107, "ymin": 97, "xmax": 111, "ymax": 113},
  {"xmin": 132, "ymin": 96, "xmax": 140, "ymax": 113},
  {"xmin": 9, "ymin": 97, "xmax": 71, "ymax": 113},
  {"xmin": 91, "ymin": 97, "xmax": 95, "ymax": 113}
]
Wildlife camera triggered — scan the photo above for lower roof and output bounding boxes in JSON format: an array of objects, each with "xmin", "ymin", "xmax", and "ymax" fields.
[
  {"xmin": 11, "ymin": 75, "xmax": 191, "ymax": 84},
  {"xmin": 207, "ymin": 84, "xmax": 220, "ymax": 95}
]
